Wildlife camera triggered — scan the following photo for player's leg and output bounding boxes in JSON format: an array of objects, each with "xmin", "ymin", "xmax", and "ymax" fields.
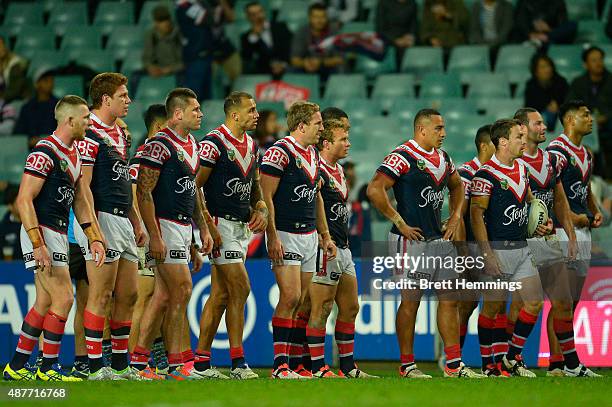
[
  {"xmin": 194, "ymin": 265, "xmax": 229, "ymax": 376},
  {"xmin": 397, "ymin": 288, "xmax": 426, "ymax": 377},
  {"xmin": 128, "ymin": 274, "xmax": 155, "ymax": 353},
  {"xmin": 109, "ymin": 258, "xmax": 138, "ymax": 373},
  {"xmin": 271, "ymin": 264, "xmax": 302, "ymax": 374},
  {"xmin": 458, "ymin": 300, "xmax": 478, "ymax": 350},
  {"xmin": 307, "ymin": 280, "xmax": 337, "ymax": 376},
  {"xmin": 71, "ymin": 279, "xmax": 89, "ymax": 378},
  {"xmin": 289, "ymin": 271, "xmax": 313, "ymax": 373},
  {"xmin": 478, "ymin": 295, "xmax": 506, "ymax": 375},
  {"xmin": 181, "ymin": 312, "xmax": 194, "ymax": 365}
]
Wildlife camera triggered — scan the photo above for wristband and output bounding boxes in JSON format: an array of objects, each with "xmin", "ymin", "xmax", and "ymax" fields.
[
  {"xmin": 391, "ymin": 214, "xmax": 405, "ymax": 228},
  {"xmin": 26, "ymin": 227, "xmax": 44, "ymax": 249},
  {"xmin": 83, "ymin": 223, "xmax": 105, "ymax": 249}
]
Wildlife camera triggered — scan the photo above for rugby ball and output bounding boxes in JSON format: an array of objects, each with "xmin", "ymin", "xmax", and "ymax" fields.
[{"xmin": 527, "ymin": 198, "xmax": 549, "ymax": 238}]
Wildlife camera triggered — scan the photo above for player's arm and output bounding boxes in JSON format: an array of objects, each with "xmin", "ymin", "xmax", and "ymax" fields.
[
  {"xmin": 195, "ymin": 165, "xmax": 222, "ymax": 249},
  {"xmin": 470, "ymin": 195, "xmax": 500, "ymax": 276},
  {"xmin": 137, "ymin": 167, "xmax": 165, "ymax": 261},
  {"xmin": 16, "ymin": 174, "xmax": 51, "ymax": 273},
  {"xmin": 553, "ymin": 182, "xmax": 578, "ymax": 260},
  {"xmin": 261, "ymin": 173, "xmax": 283, "ymax": 262},
  {"xmin": 248, "ymin": 169, "xmax": 268, "ymax": 233},
  {"xmin": 587, "ymin": 183, "xmax": 603, "ymax": 228},
  {"xmin": 367, "ymin": 172, "xmax": 423, "ymax": 240},
  {"xmin": 316, "ymin": 189, "xmax": 337, "ymax": 259},
  {"xmin": 128, "ymin": 196, "xmax": 146, "ymax": 247},
  {"xmin": 193, "ymin": 188, "xmax": 213, "ymax": 255},
  {"xmin": 73, "ymin": 177, "xmax": 106, "ymax": 267},
  {"xmin": 444, "ymin": 171, "xmax": 464, "ymax": 241}
]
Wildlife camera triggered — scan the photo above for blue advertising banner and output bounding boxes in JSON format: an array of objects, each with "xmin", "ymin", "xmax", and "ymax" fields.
[{"xmin": 0, "ymin": 260, "xmax": 539, "ymax": 367}]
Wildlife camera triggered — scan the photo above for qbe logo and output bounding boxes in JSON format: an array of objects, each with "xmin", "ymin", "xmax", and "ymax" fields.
[{"xmin": 187, "ymin": 275, "xmax": 257, "ymax": 349}]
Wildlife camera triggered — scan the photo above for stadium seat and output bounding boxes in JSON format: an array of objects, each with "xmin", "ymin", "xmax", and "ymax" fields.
[
  {"xmin": 475, "ymin": 97, "xmax": 522, "ymax": 118},
  {"xmin": 42, "ymin": 0, "xmax": 63, "ymax": 13},
  {"xmin": 566, "ymin": 0, "xmax": 597, "ymax": 20},
  {"xmin": 388, "ymin": 98, "xmax": 426, "ymax": 124},
  {"xmin": 495, "ymin": 44, "xmax": 536, "ymax": 80},
  {"xmin": 94, "ymin": 1, "xmax": 135, "ymax": 34},
  {"xmin": 355, "ymin": 48, "xmax": 397, "ymax": 79},
  {"xmin": 576, "ymin": 20, "xmax": 609, "ymax": 43},
  {"xmin": 49, "ymin": 2, "xmax": 88, "ymax": 26},
  {"xmin": 601, "ymin": 44, "xmax": 612, "ymax": 67},
  {"xmin": 0, "ymin": 135, "xmax": 29, "ymax": 183},
  {"xmin": 604, "ymin": 0, "xmax": 611, "ymax": 22},
  {"xmin": 3, "ymin": 3, "xmax": 44, "ymax": 26},
  {"xmin": 324, "ymin": 74, "xmax": 367, "ymax": 99},
  {"xmin": 69, "ymin": 50, "xmax": 116, "ymax": 73},
  {"xmin": 232, "ymin": 74, "xmax": 271, "ymax": 96},
  {"xmin": 438, "ymin": 98, "xmax": 478, "ymax": 121},
  {"xmin": 447, "ymin": 45, "xmax": 490, "ymax": 73},
  {"xmin": 419, "ymin": 72, "xmax": 462, "ymax": 98},
  {"xmin": 446, "ymin": 115, "xmax": 494, "ymax": 145},
  {"xmin": 370, "ymin": 221, "xmax": 390, "ymax": 242},
  {"xmin": 401, "ymin": 47, "xmax": 444, "ymax": 75},
  {"xmin": 372, "ymin": 74, "xmax": 415, "ymax": 101},
  {"xmin": 282, "ymin": 74, "xmax": 320, "ymax": 99},
  {"xmin": 120, "ymin": 58, "xmax": 144, "ymax": 76},
  {"xmin": 26, "ymin": 51, "xmax": 68, "ymax": 77},
  {"xmin": 201, "ymin": 99, "xmax": 226, "ymax": 133},
  {"xmin": 356, "ymin": 116, "xmax": 403, "ymax": 151},
  {"xmin": 277, "ymin": 1, "xmax": 309, "ymax": 32},
  {"xmin": 60, "ymin": 29, "xmax": 103, "ymax": 52},
  {"xmin": 466, "ymin": 73, "xmax": 511, "ymax": 98},
  {"xmin": 324, "ymin": 98, "xmax": 381, "ymax": 124},
  {"xmin": 340, "ymin": 22, "xmax": 375, "ymax": 34},
  {"xmin": 548, "ymin": 45, "xmax": 583, "ymax": 76},
  {"xmin": 54, "ymin": 75, "xmax": 85, "ymax": 97},
  {"xmin": 107, "ymin": 26, "xmax": 146, "ymax": 60},
  {"xmin": 135, "ymin": 76, "xmax": 177, "ymax": 101},
  {"xmin": 224, "ymin": 22, "xmax": 247, "ymax": 49},
  {"xmin": 138, "ymin": 0, "xmax": 173, "ymax": 27},
  {"xmin": 256, "ymin": 101, "xmax": 286, "ymax": 118},
  {"xmin": 14, "ymin": 28, "xmax": 57, "ymax": 55}
]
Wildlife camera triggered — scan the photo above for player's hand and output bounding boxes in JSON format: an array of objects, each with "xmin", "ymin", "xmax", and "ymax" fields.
[
  {"xmin": 567, "ymin": 239, "xmax": 578, "ymax": 261},
  {"xmin": 207, "ymin": 223, "xmax": 223, "ymax": 251},
  {"xmin": 443, "ymin": 214, "xmax": 461, "ymax": 241},
  {"xmin": 483, "ymin": 251, "xmax": 502, "ymax": 277},
  {"xmin": 591, "ymin": 212, "xmax": 603, "ymax": 228},
  {"xmin": 199, "ymin": 227, "xmax": 214, "ymax": 256},
  {"xmin": 572, "ymin": 213, "xmax": 590, "ymax": 228},
  {"xmin": 90, "ymin": 241, "xmax": 106, "ymax": 268},
  {"xmin": 398, "ymin": 222, "xmax": 424, "ymax": 241},
  {"xmin": 534, "ymin": 218, "xmax": 553, "ymax": 237},
  {"xmin": 190, "ymin": 244, "xmax": 204, "ymax": 274},
  {"xmin": 248, "ymin": 208, "xmax": 268, "ymax": 234},
  {"xmin": 33, "ymin": 245, "xmax": 51, "ymax": 274},
  {"xmin": 133, "ymin": 223, "xmax": 147, "ymax": 247},
  {"xmin": 267, "ymin": 234, "xmax": 284, "ymax": 266},
  {"xmin": 149, "ymin": 235, "xmax": 167, "ymax": 263},
  {"xmin": 321, "ymin": 237, "xmax": 337, "ymax": 260}
]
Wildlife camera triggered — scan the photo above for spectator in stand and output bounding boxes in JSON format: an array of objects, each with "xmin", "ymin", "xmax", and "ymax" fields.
[
  {"xmin": 524, "ymin": 53, "xmax": 568, "ymax": 131},
  {"xmin": 291, "ymin": 3, "xmax": 344, "ymax": 77},
  {"xmin": 176, "ymin": 0, "xmax": 241, "ymax": 100},
  {"xmin": 240, "ymin": 1, "xmax": 292, "ymax": 77},
  {"xmin": 142, "ymin": 6, "xmax": 184, "ymax": 79},
  {"xmin": 253, "ymin": 109, "xmax": 283, "ymax": 156},
  {"xmin": 375, "ymin": 0, "xmax": 418, "ymax": 69},
  {"xmin": 468, "ymin": 0, "xmax": 513, "ymax": 47},
  {"xmin": 513, "ymin": 0, "xmax": 576, "ymax": 48},
  {"xmin": 0, "ymin": 184, "xmax": 22, "ymax": 261},
  {"xmin": 325, "ymin": 0, "xmax": 363, "ymax": 24},
  {"xmin": 0, "ymin": 36, "xmax": 28, "ymax": 102},
  {"xmin": 13, "ymin": 70, "xmax": 57, "ymax": 149},
  {"xmin": 0, "ymin": 78, "xmax": 18, "ymax": 135},
  {"xmin": 567, "ymin": 46, "xmax": 612, "ymax": 176},
  {"xmin": 421, "ymin": 0, "xmax": 470, "ymax": 50},
  {"xmin": 345, "ymin": 163, "xmax": 372, "ymax": 258}
]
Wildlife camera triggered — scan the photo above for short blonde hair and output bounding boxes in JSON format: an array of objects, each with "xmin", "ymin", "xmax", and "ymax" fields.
[
  {"xmin": 287, "ymin": 101, "xmax": 319, "ymax": 132},
  {"xmin": 55, "ymin": 95, "xmax": 88, "ymax": 123},
  {"xmin": 316, "ymin": 119, "xmax": 347, "ymax": 150}
]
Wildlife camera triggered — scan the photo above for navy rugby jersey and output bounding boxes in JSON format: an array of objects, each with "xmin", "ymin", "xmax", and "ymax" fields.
[
  {"xmin": 128, "ymin": 142, "xmax": 147, "ymax": 183},
  {"xmin": 77, "ymin": 113, "xmax": 132, "ymax": 217},
  {"xmin": 518, "ymin": 148, "xmax": 561, "ymax": 217},
  {"xmin": 377, "ymin": 140, "xmax": 456, "ymax": 240},
  {"xmin": 24, "ymin": 134, "xmax": 82, "ymax": 233},
  {"xmin": 260, "ymin": 136, "xmax": 320, "ymax": 234},
  {"xmin": 458, "ymin": 157, "xmax": 482, "ymax": 241},
  {"xmin": 320, "ymin": 157, "xmax": 350, "ymax": 248},
  {"xmin": 546, "ymin": 134, "xmax": 593, "ymax": 222},
  {"xmin": 199, "ymin": 124, "xmax": 258, "ymax": 222},
  {"xmin": 470, "ymin": 155, "xmax": 530, "ymax": 244},
  {"xmin": 139, "ymin": 128, "xmax": 200, "ymax": 225}
]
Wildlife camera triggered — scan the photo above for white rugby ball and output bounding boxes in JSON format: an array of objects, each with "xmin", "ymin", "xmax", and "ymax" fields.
[{"xmin": 527, "ymin": 198, "xmax": 549, "ymax": 237}]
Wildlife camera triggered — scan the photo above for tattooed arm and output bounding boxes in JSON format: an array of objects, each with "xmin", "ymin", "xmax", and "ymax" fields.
[
  {"xmin": 249, "ymin": 169, "xmax": 268, "ymax": 233},
  {"xmin": 137, "ymin": 166, "xmax": 164, "ymax": 261}
]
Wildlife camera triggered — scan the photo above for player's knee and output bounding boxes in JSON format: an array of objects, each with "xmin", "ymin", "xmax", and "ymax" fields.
[
  {"xmin": 338, "ymin": 301, "xmax": 359, "ymax": 321},
  {"xmin": 90, "ymin": 287, "xmax": 113, "ymax": 309},
  {"xmin": 398, "ymin": 300, "xmax": 420, "ymax": 314},
  {"xmin": 228, "ymin": 281, "xmax": 250, "ymax": 305},
  {"xmin": 55, "ymin": 289, "xmax": 74, "ymax": 312},
  {"xmin": 177, "ymin": 282, "xmax": 192, "ymax": 304},
  {"xmin": 523, "ymin": 300, "xmax": 543, "ymax": 315},
  {"xmin": 279, "ymin": 292, "xmax": 301, "ymax": 312},
  {"xmin": 320, "ymin": 299, "xmax": 334, "ymax": 320}
]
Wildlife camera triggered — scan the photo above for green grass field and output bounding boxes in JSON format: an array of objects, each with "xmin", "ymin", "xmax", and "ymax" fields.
[{"xmin": 1, "ymin": 363, "xmax": 611, "ymax": 407}]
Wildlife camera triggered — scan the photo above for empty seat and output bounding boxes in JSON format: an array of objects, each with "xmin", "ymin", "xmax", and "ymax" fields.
[
  {"xmin": 49, "ymin": 2, "xmax": 88, "ymax": 26},
  {"xmin": 420, "ymin": 73, "xmax": 462, "ymax": 98},
  {"xmin": 14, "ymin": 28, "xmax": 57, "ymax": 54},
  {"xmin": 576, "ymin": 20, "xmax": 609, "ymax": 43},
  {"xmin": 356, "ymin": 116, "xmax": 403, "ymax": 151},
  {"xmin": 467, "ymin": 73, "xmax": 510, "ymax": 98},
  {"xmin": 26, "ymin": 51, "xmax": 68, "ymax": 77},
  {"xmin": 70, "ymin": 50, "xmax": 116, "ymax": 73},
  {"xmin": 276, "ymin": 1, "xmax": 308, "ymax": 32},
  {"xmin": 53, "ymin": 75, "xmax": 85, "ymax": 97},
  {"xmin": 495, "ymin": 44, "xmax": 536, "ymax": 74},
  {"xmin": 446, "ymin": 115, "xmax": 494, "ymax": 145},
  {"xmin": 232, "ymin": 74, "xmax": 271, "ymax": 96},
  {"xmin": 94, "ymin": 1, "xmax": 135, "ymax": 34},
  {"xmin": 439, "ymin": 98, "xmax": 479, "ymax": 121},
  {"xmin": 324, "ymin": 74, "xmax": 367, "ymax": 99},
  {"xmin": 355, "ymin": 48, "xmax": 396, "ymax": 79},
  {"xmin": 475, "ymin": 97, "xmax": 522, "ymax": 118},
  {"xmin": 201, "ymin": 99, "xmax": 226, "ymax": 132},
  {"xmin": 372, "ymin": 74, "xmax": 415, "ymax": 100},
  {"xmin": 340, "ymin": 22, "xmax": 375, "ymax": 33},
  {"xmin": 447, "ymin": 45, "xmax": 490, "ymax": 73},
  {"xmin": 3, "ymin": 3, "xmax": 44, "ymax": 26},
  {"xmin": 107, "ymin": 26, "xmax": 146, "ymax": 60},
  {"xmin": 136, "ymin": 76, "xmax": 177, "ymax": 101},
  {"xmin": 548, "ymin": 45, "xmax": 583, "ymax": 74},
  {"xmin": 401, "ymin": 47, "xmax": 444, "ymax": 75},
  {"xmin": 566, "ymin": 0, "xmax": 597, "ymax": 20},
  {"xmin": 256, "ymin": 100, "xmax": 286, "ymax": 118},
  {"xmin": 120, "ymin": 58, "xmax": 144, "ymax": 76},
  {"xmin": 61, "ymin": 29, "xmax": 103, "ymax": 51},
  {"xmin": 326, "ymin": 98, "xmax": 381, "ymax": 124},
  {"xmin": 282, "ymin": 74, "xmax": 320, "ymax": 99}
]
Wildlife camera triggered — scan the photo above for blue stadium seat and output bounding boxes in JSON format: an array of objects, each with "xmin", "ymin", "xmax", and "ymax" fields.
[
  {"xmin": 54, "ymin": 75, "xmax": 85, "ymax": 97},
  {"xmin": 467, "ymin": 73, "xmax": 511, "ymax": 98},
  {"xmin": 401, "ymin": 47, "xmax": 444, "ymax": 75},
  {"xmin": 60, "ymin": 29, "xmax": 103, "ymax": 52},
  {"xmin": 49, "ymin": 2, "xmax": 88, "ymax": 26},
  {"xmin": 94, "ymin": 1, "xmax": 135, "ymax": 34},
  {"xmin": 14, "ymin": 28, "xmax": 57, "ymax": 55},
  {"xmin": 355, "ymin": 48, "xmax": 397, "ymax": 79},
  {"xmin": 446, "ymin": 115, "xmax": 494, "ymax": 145},
  {"xmin": 201, "ymin": 99, "xmax": 226, "ymax": 133},
  {"xmin": 121, "ymin": 58, "xmax": 144, "ymax": 76},
  {"xmin": 420, "ymin": 73, "xmax": 462, "ymax": 98},
  {"xmin": 372, "ymin": 74, "xmax": 415, "ymax": 101},
  {"xmin": 548, "ymin": 45, "xmax": 584, "ymax": 78},
  {"xmin": 388, "ymin": 98, "xmax": 431, "ymax": 126},
  {"xmin": 495, "ymin": 44, "xmax": 536, "ymax": 84},
  {"xmin": 232, "ymin": 74, "xmax": 271, "ymax": 96},
  {"xmin": 283, "ymin": 74, "xmax": 320, "ymax": 99},
  {"xmin": 135, "ymin": 76, "xmax": 178, "ymax": 102},
  {"xmin": 323, "ymin": 98, "xmax": 381, "ymax": 125},
  {"xmin": 107, "ymin": 26, "xmax": 146, "ymax": 61},
  {"xmin": 475, "ymin": 97, "xmax": 522, "ymax": 119},
  {"xmin": 340, "ymin": 22, "xmax": 375, "ymax": 33},
  {"xmin": 69, "ymin": 50, "xmax": 116, "ymax": 73},
  {"xmin": 26, "ymin": 51, "xmax": 68, "ymax": 77},
  {"xmin": 447, "ymin": 45, "xmax": 490, "ymax": 73},
  {"xmin": 438, "ymin": 98, "xmax": 478, "ymax": 121},
  {"xmin": 324, "ymin": 74, "xmax": 367, "ymax": 99},
  {"xmin": 3, "ymin": 3, "xmax": 44, "ymax": 26}
]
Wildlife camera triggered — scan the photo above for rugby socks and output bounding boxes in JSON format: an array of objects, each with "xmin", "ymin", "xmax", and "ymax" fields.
[
  {"xmin": 84, "ymin": 310, "xmax": 105, "ymax": 373},
  {"xmin": 477, "ymin": 314, "xmax": 495, "ymax": 368},
  {"xmin": 272, "ymin": 316, "xmax": 292, "ymax": 369},
  {"xmin": 41, "ymin": 311, "xmax": 67, "ymax": 372},
  {"xmin": 553, "ymin": 318, "xmax": 579, "ymax": 369},
  {"xmin": 289, "ymin": 316, "xmax": 308, "ymax": 370},
  {"xmin": 11, "ymin": 308, "xmax": 44, "ymax": 370},
  {"xmin": 492, "ymin": 314, "xmax": 508, "ymax": 363},
  {"xmin": 297, "ymin": 313, "xmax": 310, "ymax": 370},
  {"xmin": 194, "ymin": 350, "xmax": 211, "ymax": 371},
  {"xmin": 507, "ymin": 309, "xmax": 538, "ymax": 361},
  {"xmin": 549, "ymin": 354, "xmax": 565, "ymax": 371},
  {"xmin": 110, "ymin": 320, "xmax": 131, "ymax": 371},
  {"xmin": 302, "ymin": 343, "xmax": 312, "ymax": 371},
  {"xmin": 182, "ymin": 349, "xmax": 195, "ymax": 364},
  {"xmin": 400, "ymin": 353, "xmax": 415, "ymax": 372},
  {"xmin": 459, "ymin": 324, "xmax": 468, "ymax": 350},
  {"xmin": 102, "ymin": 339, "xmax": 112, "ymax": 366},
  {"xmin": 130, "ymin": 346, "xmax": 150, "ymax": 371},
  {"xmin": 151, "ymin": 337, "xmax": 167, "ymax": 368},
  {"xmin": 444, "ymin": 344, "xmax": 462, "ymax": 370},
  {"xmin": 230, "ymin": 346, "xmax": 245, "ymax": 369},
  {"xmin": 335, "ymin": 320, "xmax": 356, "ymax": 374},
  {"xmin": 306, "ymin": 326, "xmax": 326, "ymax": 372},
  {"xmin": 168, "ymin": 353, "xmax": 182, "ymax": 371}
]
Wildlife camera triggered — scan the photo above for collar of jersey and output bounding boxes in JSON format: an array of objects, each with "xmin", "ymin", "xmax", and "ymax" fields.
[
  {"xmin": 491, "ymin": 154, "xmax": 516, "ymax": 170},
  {"xmin": 408, "ymin": 139, "xmax": 435, "ymax": 155},
  {"xmin": 286, "ymin": 135, "xmax": 310, "ymax": 153},
  {"xmin": 90, "ymin": 112, "xmax": 114, "ymax": 129}
]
